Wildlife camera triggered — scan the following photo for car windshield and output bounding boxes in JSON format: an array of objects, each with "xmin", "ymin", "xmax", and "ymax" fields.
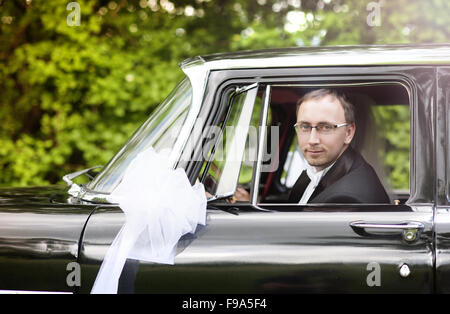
[{"xmin": 87, "ymin": 77, "xmax": 192, "ymax": 194}]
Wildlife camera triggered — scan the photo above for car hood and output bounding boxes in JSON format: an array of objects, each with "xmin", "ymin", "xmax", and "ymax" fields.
[{"xmin": 0, "ymin": 185, "xmax": 69, "ymax": 205}]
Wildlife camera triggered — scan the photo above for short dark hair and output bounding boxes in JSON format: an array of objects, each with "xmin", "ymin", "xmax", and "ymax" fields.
[{"xmin": 296, "ymin": 89, "xmax": 355, "ymax": 124}]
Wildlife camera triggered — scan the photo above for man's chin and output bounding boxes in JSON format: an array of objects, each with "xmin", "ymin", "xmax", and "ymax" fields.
[
  {"xmin": 306, "ymin": 159, "xmax": 325, "ymax": 168},
  {"xmin": 306, "ymin": 158, "xmax": 331, "ymax": 171}
]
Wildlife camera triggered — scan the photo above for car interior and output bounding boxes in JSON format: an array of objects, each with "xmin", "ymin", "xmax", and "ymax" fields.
[{"xmin": 252, "ymin": 83, "xmax": 411, "ymax": 205}]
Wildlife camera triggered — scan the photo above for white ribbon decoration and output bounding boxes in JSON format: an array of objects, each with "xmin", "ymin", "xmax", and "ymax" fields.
[{"xmin": 91, "ymin": 146, "xmax": 207, "ymax": 294}]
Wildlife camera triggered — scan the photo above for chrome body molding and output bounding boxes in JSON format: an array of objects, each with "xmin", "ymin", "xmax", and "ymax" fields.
[{"xmin": 197, "ymin": 44, "xmax": 450, "ymax": 70}]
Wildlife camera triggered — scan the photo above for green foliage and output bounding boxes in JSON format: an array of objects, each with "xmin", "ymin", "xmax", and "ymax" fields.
[
  {"xmin": 0, "ymin": 0, "xmax": 188, "ymax": 186},
  {"xmin": 372, "ymin": 106, "xmax": 410, "ymax": 190},
  {"xmin": 0, "ymin": 0, "xmax": 449, "ymax": 187}
]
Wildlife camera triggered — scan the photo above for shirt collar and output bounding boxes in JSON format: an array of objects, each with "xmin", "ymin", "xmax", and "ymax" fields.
[{"xmin": 305, "ymin": 161, "xmax": 335, "ymax": 187}]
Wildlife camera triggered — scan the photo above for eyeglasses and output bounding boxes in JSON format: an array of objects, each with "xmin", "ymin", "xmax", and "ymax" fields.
[{"xmin": 294, "ymin": 122, "xmax": 348, "ymax": 135}]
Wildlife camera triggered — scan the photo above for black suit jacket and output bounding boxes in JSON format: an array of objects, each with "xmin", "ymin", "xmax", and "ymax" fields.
[{"xmin": 288, "ymin": 147, "xmax": 390, "ymax": 204}]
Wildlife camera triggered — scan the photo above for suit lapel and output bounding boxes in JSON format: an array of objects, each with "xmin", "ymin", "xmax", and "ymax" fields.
[
  {"xmin": 309, "ymin": 181, "xmax": 325, "ymax": 201},
  {"xmin": 308, "ymin": 147, "xmax": 356, "ymax": 203}
]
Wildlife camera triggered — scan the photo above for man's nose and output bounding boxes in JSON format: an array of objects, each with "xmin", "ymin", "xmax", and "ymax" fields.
[{"xmin": 308, "ymin": 128, "xmax": 321, "ymax": 144}]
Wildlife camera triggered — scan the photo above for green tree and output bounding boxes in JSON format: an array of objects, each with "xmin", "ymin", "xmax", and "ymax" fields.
[{"xmin": 0, "ymin": 0, "xmax": 449, "ymax": 187}]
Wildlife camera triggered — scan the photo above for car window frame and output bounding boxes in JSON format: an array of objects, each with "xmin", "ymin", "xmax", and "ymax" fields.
[
  {"xmin": 186, "ymin": 66, "xmax": 436, "ymax": 209},
  {"xmin": 254, "ymin": 81, "xmax": 412, "ymax": 207},
  {"xmin": 254, "ymin": 80, "xmax": 413, "ymax": 208}
]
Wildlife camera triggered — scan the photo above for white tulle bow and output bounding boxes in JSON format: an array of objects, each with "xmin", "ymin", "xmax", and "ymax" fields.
[{"xmin": 91, "ymin": 146, "xmax": 207, "ymax": 294}]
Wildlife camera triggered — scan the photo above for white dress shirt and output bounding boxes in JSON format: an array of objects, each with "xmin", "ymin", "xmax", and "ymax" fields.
[{"xmin": 298, "ymin": 162, "xmax": 335, "ymax": 204}]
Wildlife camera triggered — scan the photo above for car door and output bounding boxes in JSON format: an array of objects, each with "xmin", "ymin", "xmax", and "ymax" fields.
[{"xmin": 191, "ymin": 71, "xmax": 435, "ymax": 293}]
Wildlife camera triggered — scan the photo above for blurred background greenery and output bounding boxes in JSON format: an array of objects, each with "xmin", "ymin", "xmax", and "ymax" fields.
[{"xmin": 0, "ymin": 0, "xmax": 448, "ymax": 188}]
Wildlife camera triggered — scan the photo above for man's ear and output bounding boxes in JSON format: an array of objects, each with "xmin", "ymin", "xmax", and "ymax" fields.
[{"xmin": 344, "ymin": 122, "xmax": 356, "ymax": 145}]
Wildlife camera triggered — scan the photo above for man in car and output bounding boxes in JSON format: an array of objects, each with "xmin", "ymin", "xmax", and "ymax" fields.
[{"xmin": 288, "ymin": 88, "xmax": 389, "ymax": 204}]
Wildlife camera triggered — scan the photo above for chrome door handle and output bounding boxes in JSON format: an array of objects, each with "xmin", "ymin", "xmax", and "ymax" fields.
[{"xmin": 350, "ymin": 221, "xmax": 424, "ymax": 241}]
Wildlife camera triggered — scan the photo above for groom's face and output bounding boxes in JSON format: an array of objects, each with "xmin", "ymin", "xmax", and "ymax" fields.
[{"xmin": 296, "ymin": 95, "xmax": 355, "ymax": 171}]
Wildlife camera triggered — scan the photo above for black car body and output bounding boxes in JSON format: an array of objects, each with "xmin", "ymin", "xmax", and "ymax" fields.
[{"xmin": 1, "ymin": 44, "xmax": 450, "ymax": 293}]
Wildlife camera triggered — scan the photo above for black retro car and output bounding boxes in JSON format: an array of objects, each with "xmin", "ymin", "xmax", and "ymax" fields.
[{"xmin": 1, "ymin": 44, "xmax": 450, "ymax": 294}]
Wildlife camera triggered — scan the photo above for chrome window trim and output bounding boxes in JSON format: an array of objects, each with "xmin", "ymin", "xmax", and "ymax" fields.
[
  {"xmin": 252, "ymin": 85, "xmax": 271, "ymax": 206},
  {"xmin": 270, "ymin": 81, "xmax": 411, "ymax": 89},
  {"xmin": 170, "ymin": 57, "xmax": 210, "ymax": 168}
]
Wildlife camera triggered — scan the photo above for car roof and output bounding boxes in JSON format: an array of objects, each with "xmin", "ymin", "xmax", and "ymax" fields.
[{"xmin": 181, "ymin": 43, "xmax": 450, "ymax": 70}]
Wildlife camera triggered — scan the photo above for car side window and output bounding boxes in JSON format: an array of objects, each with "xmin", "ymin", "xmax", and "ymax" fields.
[
  {"xmin": 199, "ymin": 84, "xmax": 260, "ymax": 200},
  {"xmin": 280, "ymin": 137, "xmax": 306, "ymax": 188},
  {"xmin": 371, "ymin": 104, "xmax": 410, "ymax": 201},
  {"xmin": 255, "ymin": 83, "xmax": 411, "ymax": 206},
  {"xmin": 236, "ymin": 91, "xmax": 264, "ymax": 187}
]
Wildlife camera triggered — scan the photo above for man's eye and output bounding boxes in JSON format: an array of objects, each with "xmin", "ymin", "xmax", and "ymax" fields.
[
  {"xmin": 320, "ymin": 124, "xmax": 333, "ymax": 131},
  {"xmin": 300, "ymin": 124, "xmax": 311, "ymax": 130}
]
